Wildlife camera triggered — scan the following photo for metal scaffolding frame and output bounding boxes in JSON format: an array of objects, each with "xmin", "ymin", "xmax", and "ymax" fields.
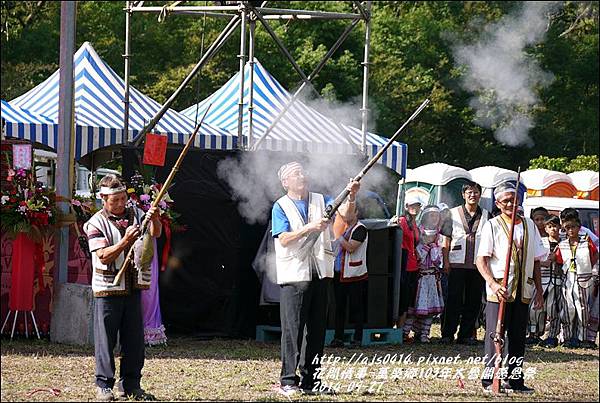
[
  {"xmin": 125, "ymin": 1, "xmax": 373, "ymax": 153},
  {"xmin": 122, "ymin": 1, "xmax": 409, "ymax": 326}
]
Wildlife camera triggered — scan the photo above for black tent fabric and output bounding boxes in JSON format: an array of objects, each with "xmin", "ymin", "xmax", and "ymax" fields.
[{"xmin": 123, "ymin": 147, "xmax": 263, "ymax": 338}]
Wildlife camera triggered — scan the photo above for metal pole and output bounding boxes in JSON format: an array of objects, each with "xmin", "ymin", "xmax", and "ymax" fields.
[
  {"xmin": 130, "ymin": 5, "xmax": 242, "ymax": 12},
  {"xmin": 253, "ymin": 10, "xmax": 311, "ymax": 85},
  {"xmin": 129, "ymin": 5, "xmax": 360, "ymax": 19},
  {"xmin": 237, "ymin": 3, "xmax": 247, "ymax": 150},
  {"xmin": 249, "ymin": 7, "xmax": 361, "ymax": 19},
  {"xmin": 250, "ymin": 13, "xmax": 361, "ymax": 150},
  {"xmin": 132, "ymin": 14, "xmax": 242, "ymax": 146},
  {"xmin": 360, "ymin": 1, "xmax": 371, "ymax": 153},
  {"xmin": 247, "ymin": 17, "xmax": 256, "ymax": 149},
  {"xmin": 353, "ymin": 1, "xmax": 369, "ymax": 20},
  {"xmin": 124, "ymin": 1, "xmax": 131, "ymax": 144},
  {"xmin": 56, "ymin": 1, "xmax": 76, "ymax": 284}
]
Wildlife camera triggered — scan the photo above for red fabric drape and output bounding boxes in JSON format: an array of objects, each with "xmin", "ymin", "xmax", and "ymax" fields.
[
  {"xmin": 9, "ymin": 233, "xmax": 44, "ymax": 311},
  {"xmin": 143, "ymin": 133, "xmax": 168, "ymax": 167}
]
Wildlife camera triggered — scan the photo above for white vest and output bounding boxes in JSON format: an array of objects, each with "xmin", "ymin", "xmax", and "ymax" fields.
[
  {"xmin": 485, "ymin": 216, "xmax": 537, "ymax": 303},
  {"xmin": 558, "ymin": 235, "xmax": 595, "ymax": 287},
  {"xmin": 448, "ymin": 206, "xmax": 489, "ymax": 265},
  {"xmin": 540, "ymin": 237, "xmax": 554, "ymax": 280},
  {"xmin": 84, "ymin": 208, "xmax": 151, "ymax": 297},
  {"xmin": 340, "ymin": 222, "xmax": 368, "ymax": 282},
  {"xmin": 273, "ymin": 193, "xmax": 335, "ymax": 284}
]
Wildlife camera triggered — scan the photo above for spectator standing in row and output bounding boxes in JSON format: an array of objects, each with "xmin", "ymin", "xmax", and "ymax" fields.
[
  {"xmin": 394, "ymin": 194, "xmax": 422, "ymax": 333},
  {"xmin": 441, "ymin": 181, "xmax": 490, "ymax": 345},
  {"xmin": 555, "ymin": 215, "xmax": 598, "ymax": 348}
]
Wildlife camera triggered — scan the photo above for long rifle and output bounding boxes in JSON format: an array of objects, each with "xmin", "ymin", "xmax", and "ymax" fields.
[
  {"xmin": 491, "ymin": 167, "xmax": 521, "ymax": 394},
  {"xmin": 297, "ymin": 99, "xmax": 430, "ymax": 259},
  {"xmin": 112, "ymin": 104, "xmax": 212, "ymax": 286}
]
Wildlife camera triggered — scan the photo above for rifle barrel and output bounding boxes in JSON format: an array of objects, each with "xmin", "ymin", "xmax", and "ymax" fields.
[
  {"xmin": 492, "ymin": 167, "xmax": 521, "ymax": 394},
  {"xmin": 299, "ymin": 99, "xmax": 430, "ymax": 257}
]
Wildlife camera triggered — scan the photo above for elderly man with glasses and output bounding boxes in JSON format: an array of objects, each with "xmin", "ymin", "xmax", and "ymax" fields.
[
  {"xmin": 272, "ymin": 161, "xmax": 360, "ymax": 396},
  {"xmin": 475, "ymin": 182, "xmax": 545, "ymax": 394}
]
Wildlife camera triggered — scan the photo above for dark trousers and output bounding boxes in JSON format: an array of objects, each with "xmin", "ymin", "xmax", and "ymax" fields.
[
  {"xmin": 442, "ymin": 268, "xmax": 484, "ymax": 340},
  {"xmin": 279, "ymin": 278, "xmax": 329, "ymax": 389},
  {"xmin": 482, "ymin": 299, "xmax": 529, "ymax": 388},
  {"xmin": 333, "ymin": 272, "xmax": 366, "ymax": 342},
  {"xmin": 94, "ymin": 291, "xmax": 145, "ymax": 391},
  {"xmin": 399, "ymin": 270, "xmax": 419, "ymax": 316}
]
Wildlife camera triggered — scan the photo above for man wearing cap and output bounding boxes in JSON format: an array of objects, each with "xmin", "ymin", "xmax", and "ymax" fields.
[
  {"xmin": 84, "ymin": 174, "xmax": 161, "ymax": 401},
  {"xmin": 272, "ymin": 161, "xmax": 359, "ymax": 396},
  {"xmin": 476, "ymin": 182, "xmax": 545, "ymax": 394},
  {"xmin": 440, "ymin": 180, "xmax": 489, "ymax": 345}
]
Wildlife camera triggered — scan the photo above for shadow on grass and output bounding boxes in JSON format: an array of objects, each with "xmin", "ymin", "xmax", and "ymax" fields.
[
  {"xmin": 2, "ymin": 334, "xmax": 598, "ymax": 365},
  {"xmin": 341, "ymin": 339, "xmax": 600, "ymax": 364}
]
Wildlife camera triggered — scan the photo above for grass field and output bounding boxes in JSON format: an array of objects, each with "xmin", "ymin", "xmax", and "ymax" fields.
[{"xmin": 1, "ymin": 324, "xmax": 598, "ymax": 402}]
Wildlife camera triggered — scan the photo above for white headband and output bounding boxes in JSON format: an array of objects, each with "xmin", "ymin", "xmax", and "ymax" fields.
[
  {"xmin": 278, "ymin": 162, "xmax": 303, "ymax": 183},
  {"xmin": 99, "ymin": 186, "xmax": 127, "ymax": 195}
]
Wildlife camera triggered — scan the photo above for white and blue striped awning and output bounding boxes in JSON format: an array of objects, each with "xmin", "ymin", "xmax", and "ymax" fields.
[
  {"xmin": 6, "ymin": 42, "xmax": 235, "ymax": 159},
  {"xmin": 1, "ymin": 100, "xmax": 59, "ymax": 148},
  {"xmin": 181, "ymin": 59, "xmax": 407, "ymax": 175}
]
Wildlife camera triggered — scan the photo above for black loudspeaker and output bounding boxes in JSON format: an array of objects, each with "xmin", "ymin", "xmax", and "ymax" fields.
[
  {"xmin": 366, "ymin": 274, "xmax": 393, "ymax": 328},
  {"xmin": 327, "ymin": 225, "xmax": 396, "ymax": 329},
  {"xmin": 365, "ymin": 226, "xmax": 394, "ymax": 275}
]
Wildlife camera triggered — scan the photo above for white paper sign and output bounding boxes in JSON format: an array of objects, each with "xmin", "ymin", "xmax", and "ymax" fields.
[{"xmin": 12, "ymin": 144, "xmax": 32, "ymax": 170}]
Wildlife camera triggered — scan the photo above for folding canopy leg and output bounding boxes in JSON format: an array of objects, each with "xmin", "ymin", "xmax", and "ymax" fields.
[
  {"xmin": 30, "ymin": 311, "xmax": 41, "ymax": 339},
  {"xmin": 1, "ymin": 310, "xmax": 12, "ymax": 335},
  {"xmin": 11, "ymin": 310, "xmax": 19, "ymax": 339}
]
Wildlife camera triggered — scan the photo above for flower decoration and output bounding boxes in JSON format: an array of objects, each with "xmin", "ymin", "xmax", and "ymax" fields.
[
  {"xmin": 1, "ymin": 166, "xmax": 57, "ymax": 238},
  {"xmin": 71, "ymin": 194, "xmax": 98, "ymax": 223},
  {"xmin": 126, "ymin": 172, "xmax": 183, "ymax": 231}
]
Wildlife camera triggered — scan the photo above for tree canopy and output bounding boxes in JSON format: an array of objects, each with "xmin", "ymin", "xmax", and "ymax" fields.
[{"xmin": 1, "ymin": 1, "xmax": 598, "ymax": 171}]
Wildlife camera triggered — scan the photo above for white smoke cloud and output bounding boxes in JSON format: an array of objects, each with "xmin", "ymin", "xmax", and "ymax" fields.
[
  {"xmin": 452, "ymin": 1, "xmax": 560, "ymax": 147},
  {"xmin": 292, "ymin": 83, "xmax": 367, "ymax": 131},
  {"xmin": 217, "ymin": 84, "xmax": 391, "ymax": 225},
  {"xmin": 216, "ymin": 149, "xmax": 390, "ymax": 225}
]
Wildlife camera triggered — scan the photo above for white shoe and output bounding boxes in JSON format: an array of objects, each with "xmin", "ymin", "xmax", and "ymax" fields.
[{"xmin": 278, "ymin": 385, "xmax": 300, "ymax": 397}]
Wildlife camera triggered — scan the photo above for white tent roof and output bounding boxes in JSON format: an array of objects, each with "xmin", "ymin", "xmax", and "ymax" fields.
[
  {"xmin": 469, "ymin": 166, "xmax": 518, "ymax": 188},
  {"xmin": 405, "ymin": 163, "xmax": 471, "ymax": 186},
  {"xmin": 520, "ymin": 168, "xmax": 574, "ymax": 190},
  {"xmin": 6, "ymin": 42, "xmax": 233, "ymax": 159},
  {"xmin": 1, "ymin": 100, "xmax": 57, "ymax": 146},
  {"xmin": 568, "ymin": 170, "xmax": 599, "ymax": 191},
  {"xmin": 181, "ymin": 59, "xmax": 407, "ymax": 175}
]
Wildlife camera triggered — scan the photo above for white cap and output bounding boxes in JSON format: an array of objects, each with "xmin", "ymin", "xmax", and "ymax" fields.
[
  {"xmin": 437, "ymin": 202, "xmax": 449, "ymax": 211},
  {"xmin": 405, "ymin": 193, "xmax": 425, "ymax": 206}
]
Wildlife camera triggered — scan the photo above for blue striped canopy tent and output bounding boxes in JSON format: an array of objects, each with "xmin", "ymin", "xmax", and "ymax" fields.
[
  {"xmin": 181, "ymin": 59, "xmax": 407, "ymax": 176},
  {"xmin": 1, "ymin": 100, "xmax": 58, "ymax": 148},
  {"xmin": 6, "ymin": 42, "xmax": 235, "ymax": 160}
]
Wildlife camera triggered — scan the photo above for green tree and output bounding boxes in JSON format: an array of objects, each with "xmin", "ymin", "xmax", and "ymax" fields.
[
  {"xmin": 1, "ymin": 1, "xmax": 597, "ymax": 174},
  {"xmin": 528, "ymin": 154, "xmax": 598, "ymax": 173},
  {"xmin": 566, "ymin": 155, "xmax": 598, "ymax": 172},
  {"xmin": 528, "ymin": 155, "xmax": 570, "ymax": 172}
]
